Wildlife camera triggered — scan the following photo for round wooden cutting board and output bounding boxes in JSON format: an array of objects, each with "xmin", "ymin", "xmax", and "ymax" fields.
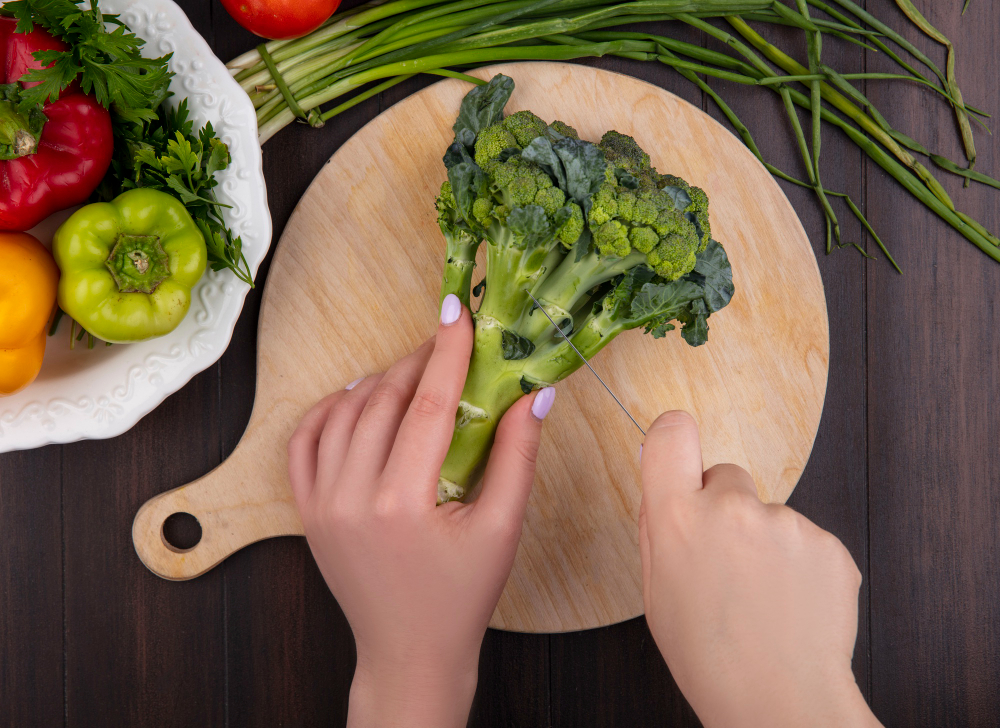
[{"xmin": 133, "ymin": 62, "xmax": 829, "ymax": 633}]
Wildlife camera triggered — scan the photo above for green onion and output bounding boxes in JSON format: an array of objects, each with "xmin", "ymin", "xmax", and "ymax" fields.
[{"xmin": 229, "ymin": 0, "xmax": 997, "ymax": 270}]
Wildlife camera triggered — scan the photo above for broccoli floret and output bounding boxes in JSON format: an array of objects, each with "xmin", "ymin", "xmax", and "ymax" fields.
[
  {"xmin": 652, "ymin": 206, "xmax": 687, "ymax": 237},
  {"xmin": 585, "ymin": 159, "xmax": 702, "ymax": 279},
  {"xmin": 629, "ymin": 226, "xmax": 658, "ymax": 253},
  {"xmin": 534, "ymin": 185, "xmax": 566, "ymax": 215},
  {"xmin": 632, "ymin": 192, "xmax": 659, "ymax": 226},
  {"xmin": 647, "ymin": 234, "xmax": 698, "ymax": 280},
  {"xmin": 588, "ymin": 183, "xmax": 619, "ymax": 226},
  {"xmin": 435, "ymin": 75, "xmax": 734, "ymax": 502},
  {"xmin": 503, "ymin": 110, "xmax": 547, "ymax": 147},
  {"xmin": 685, "ymin": 185, "xmax": 712, "ymax": 250},
  {"xmin": 474, "ymin": 124, "xmax": 519, "ymax": 168},
  {"xmin": 472, "ymin": 196, "xmax": 494, "ymax": 226},
  {"xmin": 549, "ymin": 120, "xmax": 580, "ymax": 139},
  {"xmin": 600, "ymin": 130, "xmax": 653, "ymax": 179},
  {"xmin": 659, "ymin": 173, "xmax": 688, "ymax": 189},
  {"xmin": 488, "ymin": 156, "xmax": 550, "ymax": 208},
  {"xmin": 437, "ymin": 180, "xmax": 457, "ymax": 216},
  {"xmin": 594, "ymin": 220, "xmax": 631, "ymax": 258},
  {"xmin": 555, "ymin": 203, "xmax": 584, "ymax": 247}
]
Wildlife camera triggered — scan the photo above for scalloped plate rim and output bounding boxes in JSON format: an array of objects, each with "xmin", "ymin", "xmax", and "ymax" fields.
[{"xmin": 0, "ymin": 0, "xmax": 271, "ymax": 453}]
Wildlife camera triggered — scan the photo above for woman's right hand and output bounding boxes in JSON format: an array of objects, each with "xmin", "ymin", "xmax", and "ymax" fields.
[{"xmin": 639, "ymin": 411, "xmax": 882, "ymax": 728}]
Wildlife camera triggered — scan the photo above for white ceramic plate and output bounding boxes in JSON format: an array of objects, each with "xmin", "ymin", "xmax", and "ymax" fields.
[{"xmin": 0, "ymin": 0, "xmax": 270, "ymax": 453}]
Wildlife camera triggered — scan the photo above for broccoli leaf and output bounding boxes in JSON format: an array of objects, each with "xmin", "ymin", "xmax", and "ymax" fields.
[
  {"xmin": 502, "ymin": 329, "xmax": 536, "ymax": 360},
  {"xmin": 615, "ymin": 168, "xmax": 640, "ymax": 189},
  {"xmin": 679, "ymin": 299, "xmax": 710, "ymax": 346},
  {"xmin": 472, "ymin": 279, "xmax": 486, "ymax": 298},
  {"xmin": 507, "ymin": 205, "xmax": 553, "ymax": 248},
  {"xmin": 631, "ymin": 280, "xmax": 703, "ymax": 322},
  {"xmin": 555, "ymin": 138, "xmax": 607, "ymax": 209},
  {"xmin": 631, "ymin": 278, "xmax": 710, "ymax": 344},
  {"xmin": 626, "ymin": 250, "xmax": 728, "ymax": 347},
  {"xmin": 522, "ymin": 136, "xmax": 566, "ymax": 188},
  {"xmin": 523, "ymin": 135, "xmax": 605, "ymax": 211},
  {"xmin": 686, "ymin": 211, "xmax": 705, "ymax": 243},
  {"xmin": 692, "ymin": 239, "xmax": 735, "ymax": 312},
  {"xmin": 447, "ymin": 161, "xmax": 487, "ymax": 224},
  {"xmin": 647, "ymin": 321, "xmax": 675, "ymax": 339},
  {"xmin": 443, "ymin": 140, "xmax": 473, "ymax": 169},
  {"xmin": 453, "ymin": 74, "xmax": 514, "ymax": 149},
  {"xmin": 600, "ymin": 266, "xmax": 653, "ymax": 320},
  {"xmin": 663, "ymin": 185, "xmax": 692, "ymax": 211},
  {"xmin": 552, "ymin": 205, "xmax": 573, "ymax": 229},
  {"xmin": 519, "ymin": 376, "xmax": 535, "ymax": 395}
]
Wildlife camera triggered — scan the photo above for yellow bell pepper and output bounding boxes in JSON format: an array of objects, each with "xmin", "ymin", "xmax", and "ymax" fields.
[{"xmin": 0, "ymin": 232, "xmax": 59, "ymax": 396}]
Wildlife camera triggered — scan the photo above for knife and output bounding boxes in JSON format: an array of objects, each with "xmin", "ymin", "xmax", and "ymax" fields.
[{"xmin": 525, "ymin": 290, "xmax": 646, "ymax": 437}]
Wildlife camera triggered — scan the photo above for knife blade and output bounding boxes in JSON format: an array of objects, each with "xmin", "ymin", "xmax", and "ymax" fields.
[{"xmin": 525, "ymin": 290, "xmax": 646, "ymax": 437}]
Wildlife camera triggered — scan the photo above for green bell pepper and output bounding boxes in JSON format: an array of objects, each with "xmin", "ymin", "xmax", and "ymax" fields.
[{"xmin": 54, "ymin": 189, "xmax": 208, "ymax": 343}]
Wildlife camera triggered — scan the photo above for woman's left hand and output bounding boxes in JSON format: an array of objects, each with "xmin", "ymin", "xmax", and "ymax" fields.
[{"xmin": 287, "ymin": 294, "xmax": 554, "ymax": 728}]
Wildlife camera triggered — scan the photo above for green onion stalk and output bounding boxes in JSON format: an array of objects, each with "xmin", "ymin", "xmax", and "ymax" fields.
[{"xmin": 228, "ymin": 0, "xmax": 999, "ymax": 268}]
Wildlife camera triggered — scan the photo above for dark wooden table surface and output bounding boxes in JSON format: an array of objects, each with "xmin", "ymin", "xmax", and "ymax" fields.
[{"xmin": 2, "ymin": 1, "xmax": 998, "ymax": 725}]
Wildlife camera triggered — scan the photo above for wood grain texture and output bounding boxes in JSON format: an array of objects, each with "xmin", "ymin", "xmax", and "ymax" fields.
[
  {"xmin": 63, "ymin": 369, "xmax": 227, "ymax": 726},
  {"xmin": 133, "ymin": 62, "xmax": 830, "ymax": 633},
  {"xmin": 865, "ymin": 2, "xmax": 1000, "ymax": 725},
  {"xmin": 0, "ymin": 446, "xmax": 63, "ymax": 728},
  {"xmin": 1, "ymin": 0, "xmax": 998, "ymax": 722}
]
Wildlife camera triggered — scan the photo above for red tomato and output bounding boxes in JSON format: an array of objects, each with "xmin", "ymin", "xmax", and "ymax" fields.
[{"xmin": 220, "ymin": 0, "xmax": 341, "ymax": 40}]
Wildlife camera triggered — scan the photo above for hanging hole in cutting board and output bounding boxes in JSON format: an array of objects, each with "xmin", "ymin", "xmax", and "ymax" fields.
[{"xmin": 162, "ymin": 512, "xmax": 202, "ymax": 552}]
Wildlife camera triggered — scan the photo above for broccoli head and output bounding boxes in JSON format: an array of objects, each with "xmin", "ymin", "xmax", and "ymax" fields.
[
  {"xmin": 583, "ymin": 130, "xmax": 710, "ymax": 280},
  {"xmin": 435, "ymin": 75, "xmax": 734, "ymax": 502}
]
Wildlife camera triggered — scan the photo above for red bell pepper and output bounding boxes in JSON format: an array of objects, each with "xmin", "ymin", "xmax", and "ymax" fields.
[{"xmin": 0, "ymin": 17, "xmax": 114, "ymax": 231}]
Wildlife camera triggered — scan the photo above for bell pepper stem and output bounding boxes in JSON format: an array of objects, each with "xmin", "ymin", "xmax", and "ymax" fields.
[
  {"xmin": 0, "ymin": 84, "xmax": 46, "ymax": 160},
  {"xmin": 104, "ymin": 234, "xmax": 171, "ymax": 294}
]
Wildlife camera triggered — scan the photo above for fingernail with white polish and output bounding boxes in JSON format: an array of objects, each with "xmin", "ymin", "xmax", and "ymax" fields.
[
  {"xmin": 346, "ymin": 377, "xmax": 364, "ymax": 390},
  {"xmin": 440, "ymin": 293, "xmax": 462, "ymax": 326},
  {"xmin": 531, "ymin": 387, "xmax": 556, "ymax": 420}
]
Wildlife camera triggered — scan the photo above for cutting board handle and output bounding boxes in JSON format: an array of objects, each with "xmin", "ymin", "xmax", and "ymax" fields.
[{"xmin": 132, "ymin": 423, "xmax": 304, "ymax": 580}]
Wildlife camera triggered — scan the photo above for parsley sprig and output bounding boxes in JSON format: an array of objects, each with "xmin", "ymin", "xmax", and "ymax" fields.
[
  {"xmin": 98, "ymin": 100, "xmax": 254, "ymax": 287},
  {"xmin": 3, "ymin": 0, "xmax": 172, "ymax": 123}
]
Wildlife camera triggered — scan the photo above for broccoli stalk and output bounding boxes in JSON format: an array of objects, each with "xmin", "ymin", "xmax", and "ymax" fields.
[
  {"xmin": 434, "ymin": 75, "xmax": 735, "ymax": 502},
  {"xmin": 437, "ymin": 181, "xmax": 482, "ymax": 307}
]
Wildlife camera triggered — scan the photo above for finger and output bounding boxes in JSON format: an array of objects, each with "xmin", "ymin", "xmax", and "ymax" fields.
[
  {"xmin": 641, "ymin": 411, "xmax": 704, "ymax": 507},
  {"xmin": 638, "ymin": 498, "xmax": 652, "ymax": 613},
  {"xmin": 474, "ymin": 387, "xmax": 552, "ymax": 529},
  {"xmin": 340, "ymin": 338, "xmax": 436, "ymax": 479},
  {"xmin": 287, "ymin": 391, "xmax": 346, "ymax": 512},
  {"xmin": 314, "ymin": 374, "xmax": 383, "ymax": 491},
  {"xmin": 385, "ymin": 294, "xmax": 474, "ymax": 501},
  {"xmin": 702, "ymin": 463, "xmax": 760, "ymax": 500}
]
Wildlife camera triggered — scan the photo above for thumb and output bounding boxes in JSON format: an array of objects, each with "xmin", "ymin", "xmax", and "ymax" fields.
[
  {"xmin": 473, "ymin": 387, "xmax": 553, "ymax": 530},
  {"xmin": 641, "ymin": 410, "xmax": 704, "ymax": 511}
]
